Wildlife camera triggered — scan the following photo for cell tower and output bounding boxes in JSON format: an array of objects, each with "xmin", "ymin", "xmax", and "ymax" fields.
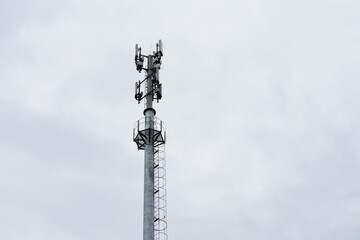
[{"xmin": 133, "ymin": 40, "xmax": 168, "ymax": 240}]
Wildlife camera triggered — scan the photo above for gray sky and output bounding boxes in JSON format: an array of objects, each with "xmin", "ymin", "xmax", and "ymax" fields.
[{"xmin": 1, "ymin": 0, "xmax": 360, "ymax": 239}]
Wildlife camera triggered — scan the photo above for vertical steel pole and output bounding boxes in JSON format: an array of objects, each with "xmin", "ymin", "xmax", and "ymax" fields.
[{"xmin": 143, "ymin": 55, "xmax": 155, "ymax": 240}]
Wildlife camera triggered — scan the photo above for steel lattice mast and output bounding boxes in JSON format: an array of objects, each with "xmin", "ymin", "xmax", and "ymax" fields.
[{"xmin": 133, "ymin": 40, "xmax": 168, "ymax": 240}]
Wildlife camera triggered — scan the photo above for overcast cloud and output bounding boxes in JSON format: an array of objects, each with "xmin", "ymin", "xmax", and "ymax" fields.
[{"xmin": 1, "ymin": 0, "xmax": 360, "ymax": 239}]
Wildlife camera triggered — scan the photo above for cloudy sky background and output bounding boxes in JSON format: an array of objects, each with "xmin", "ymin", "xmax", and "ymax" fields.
[{"xmin": 1, "ymin": 0, "xmax": 360, "ymax": 239}]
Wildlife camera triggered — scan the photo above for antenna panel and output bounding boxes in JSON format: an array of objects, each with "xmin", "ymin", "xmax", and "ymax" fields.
[{"xmin": 159, "ymin": 40, "xmax": 163, "ymax": 54}]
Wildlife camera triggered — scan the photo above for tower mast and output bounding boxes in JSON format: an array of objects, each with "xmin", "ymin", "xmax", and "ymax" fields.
[{"xmin": 133, "ymin": 40, "xmax": 167, "ymax": 240}]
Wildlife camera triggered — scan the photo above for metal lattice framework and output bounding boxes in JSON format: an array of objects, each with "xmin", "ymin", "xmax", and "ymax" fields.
[{"xmin": 133, "ymin": 118, "xmax": 166, "ymax": 150}]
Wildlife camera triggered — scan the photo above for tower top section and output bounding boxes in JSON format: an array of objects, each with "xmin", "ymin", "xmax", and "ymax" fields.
[
  {"xmin": 135, "ymin": 40, "xmax": 163, "ymax": 72},
  {"xmin": 134, "ymin": 40, "xmax": 163, "ymax": 108}
]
